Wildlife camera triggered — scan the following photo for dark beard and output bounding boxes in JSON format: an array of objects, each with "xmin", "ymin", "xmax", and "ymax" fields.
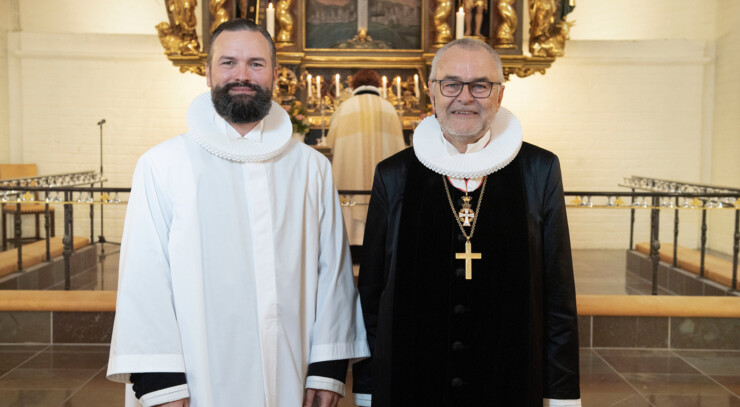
[{"xmin": 211, "ymin": 81, "xmax": 273, "ymax": 124}]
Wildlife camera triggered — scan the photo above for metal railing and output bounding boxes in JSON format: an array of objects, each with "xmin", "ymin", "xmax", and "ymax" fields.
[{"xmin": 0, "ymin": 178, "xmax": 737, "ymax": 294}]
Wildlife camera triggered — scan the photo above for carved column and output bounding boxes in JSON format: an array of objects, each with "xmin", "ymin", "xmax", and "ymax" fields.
[
  {"xmin": 432, "ymin": 0, "xmax": 453, "ymax": 48},
  {"xmin": 495, "ymin": 0, "xmax": 517, "ymax": 49}
]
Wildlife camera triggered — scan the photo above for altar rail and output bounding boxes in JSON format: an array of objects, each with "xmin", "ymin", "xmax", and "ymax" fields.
[{"xmin": 0, "ymin": 181, "xmax": 737, "ymax": 293}]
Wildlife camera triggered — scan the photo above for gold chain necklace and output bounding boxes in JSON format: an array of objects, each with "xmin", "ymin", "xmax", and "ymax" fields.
[{"xmin": 442, "ymin": 176, "xmax": 488, "ymax": 279}]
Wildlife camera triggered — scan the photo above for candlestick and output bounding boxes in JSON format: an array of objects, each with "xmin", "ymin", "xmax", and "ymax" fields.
[
  {"xmin": 414, "ymin": 74, "xmax": 420, "ymax": 99},
  {"xmin": 266, "ymin": 3, "xmax": 275, "ymax": 38},
  {"xmin": 335, "ymin": 73, "xmax": 341, "ymax": 98},
  {"xmin": 307, "ymin": 74, "xmax": 312, "ymax": 99},
  {"xmin": 456, "ymin": 7, "xmax": 464, "ymax": 39},
  {"xmin": 395, "ymin": 76, "xmax": 401, "ymax": 102}
]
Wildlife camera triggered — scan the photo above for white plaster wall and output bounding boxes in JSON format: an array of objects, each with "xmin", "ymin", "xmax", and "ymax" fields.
[
  {"xmin": 8, "ymin": 32, "xmax": 205, "ymax": 239},
  {"xmin": 707, "ymin": 0, "xmax": 740, "ymax": 255},
  {"xmin": 504, "ymin": 39, "xmax": 709, "ymax": 249},
  {"xmin": 567, "ymin": 0, "xmax": 716, "ymax": 41},
  {"xmin": 0, "ymin": 0, "xmax": 13, "ymax": 163}
]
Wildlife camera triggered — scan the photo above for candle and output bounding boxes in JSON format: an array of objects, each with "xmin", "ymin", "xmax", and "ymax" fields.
[
  {"xmin": 358, "ymin": 0, "xmax": 368, "ymax": 32},
  {"xmin": 381, "ymin": 76, "xmax": 387, "ymax": 99},
  {"xmin": 335, "ymin": 73, "xmax": 341, "ymax": 98},
  {"xmin": 307, "ymin": 74, "xmax": 312, "ymax": 99},
  {"xmin": 266, "ymin": 3, "xmax": 275, "ymax": 38},
  {"xmin": 456, "ymin": 7, "xmax": 464, "ymax": 39},
  {"xmin": 316, "ymin": 75, "xmax": 321, "ymax": 97},
  {"xmin": 395, "ymin": 76, "xmax": 401, "ymax": 101},
  {"xmin": 414, "ymin": 74, "xmax": 420, "ymax": 98}
]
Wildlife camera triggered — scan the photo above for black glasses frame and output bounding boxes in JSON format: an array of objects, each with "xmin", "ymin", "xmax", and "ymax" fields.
[{"xmin": 432, "ymin": 79, "xmax": 502, "ymax": 98}]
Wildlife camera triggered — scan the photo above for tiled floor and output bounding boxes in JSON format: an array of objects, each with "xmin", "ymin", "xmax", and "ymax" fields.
[
  {"xmin": 1, "ymin": 246, "xmax": 739, "ymax": 406},
  {"xmin": 0, "ymin": 345, "xmax": 739, "ymax": 406}
]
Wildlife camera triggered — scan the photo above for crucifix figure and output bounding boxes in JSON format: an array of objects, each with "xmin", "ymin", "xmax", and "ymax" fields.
[{"xmin": 456, "ymin": 241, "xmax": 481, "ymax": 279}]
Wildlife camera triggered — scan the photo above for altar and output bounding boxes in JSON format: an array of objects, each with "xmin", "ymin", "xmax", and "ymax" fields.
[{"xmin": 155, "ymin": 0, "xmax": 574, "ymax": 142}]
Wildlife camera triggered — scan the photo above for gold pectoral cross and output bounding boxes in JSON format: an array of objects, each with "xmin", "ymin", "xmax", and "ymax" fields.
[{"xmin": 456, "ymin": 241, "xmax": 482, "ymax": 280}]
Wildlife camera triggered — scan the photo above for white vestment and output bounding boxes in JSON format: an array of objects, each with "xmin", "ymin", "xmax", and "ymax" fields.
[
  {"xmin": 326, "ymin": 86, "xmax": 406, "ymax": 244},
  {"xmin": 108, "ymin": 92, "xmax": 370, "ymax": 407}
]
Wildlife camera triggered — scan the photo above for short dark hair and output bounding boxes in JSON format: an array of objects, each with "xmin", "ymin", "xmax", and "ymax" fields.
[
  {"xmin": 207, "ymin": 19, "xmax": 277, "ymax": 69},
  {"xmin": 351, "ymin": 69, "xmax": 381, "ymax": 88}
]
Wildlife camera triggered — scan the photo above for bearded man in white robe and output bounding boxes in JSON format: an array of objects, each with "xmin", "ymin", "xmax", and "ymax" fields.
[{"xmin": 107, "ymin": 19, "xmax": 369, "ymax": 407}]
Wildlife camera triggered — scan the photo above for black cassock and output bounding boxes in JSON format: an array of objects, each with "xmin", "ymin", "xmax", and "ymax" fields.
[{"xmin": 353, "ymin": 143, "xmax": 580, "ymax": 406}]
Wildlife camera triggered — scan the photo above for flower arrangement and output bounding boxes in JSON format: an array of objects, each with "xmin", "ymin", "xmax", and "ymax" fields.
[{"xmin": 284, "ymin": 101, "xmax": 311, "ymax": 135}]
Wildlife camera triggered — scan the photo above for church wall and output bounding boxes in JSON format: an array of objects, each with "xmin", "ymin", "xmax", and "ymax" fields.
[
  {"xmin": 567, "ymin": 0, "xmax": 716, "ymax": 41},
  {"xmin": 0, "ymin": 0, "xmax": 13, "ymax": 163},
  {"xmin": 4, "ymin": 0, "xmax": 731, "ymax": 252},
  {"xmin": 7, "ymin": 31, "xmax": 205, "ymax": 239},
  {"xmin": 504, "ymin": 39, "xmax": 709, "ymax": 250},
  {"xmin": 708, "ymin": 0, "xmax": 740, "ymax": 255}
]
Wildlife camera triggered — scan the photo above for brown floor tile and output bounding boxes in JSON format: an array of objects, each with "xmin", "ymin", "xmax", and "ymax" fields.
[
  {"xmin": 0, "ymin": 368, "xmax": 98, "ymax": 390},
  {"xmin": 596, "ymin": 349, "xmax": 700, "ymax": 375},
  {"xmin": 675, "ymin": 350, "xmax": 740, "ymax": 376},
  {"xmin": 0, "ymin": 389, "xmax": 73, "ymax": 407},
  {"xmin": 642, "ymin": 394, "xmax": 740, "ymax": 407},
  {"xmin": 21, "ymin": 350, "xmax": 109, "ymax": 370},
  {"xmin": 62, "ymin": 369, "xmax": 125, "ymax": 407},
  {"xmin": 623, "ymin": 372, "xmax": 736, "ymax": 397}
]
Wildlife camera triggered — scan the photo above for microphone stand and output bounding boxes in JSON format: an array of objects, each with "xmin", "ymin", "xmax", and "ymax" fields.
[{"xmin": 97, "ymin": 119, "xmax": 107, "ymax": 252}]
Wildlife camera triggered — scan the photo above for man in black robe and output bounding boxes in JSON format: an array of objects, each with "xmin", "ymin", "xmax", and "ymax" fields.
[{"xmin": 352, "ymin": 38, "xmax": 581, "ymax": 406}]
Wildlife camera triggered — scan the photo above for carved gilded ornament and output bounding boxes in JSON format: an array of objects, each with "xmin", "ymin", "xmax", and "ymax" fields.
[
  {"xmin": 528, "ymin": 0, "xmax": 573, "ymax": 57},
  {"xmin": 210, "ymin": 0, "xmax": 230, "ymax": 34},
  {"xmin": 495, "ymin": 0, "xmax": 517, "ymax": 49},
  {"xmin": 433, "ymin": 0, "xmax": 453, "ymax": 47},
  {"xmin": 275, "ymin": 0, "xmax": 295, "ymax": 46},
  {"xmin": 156, "ymin": 0, "xmax": 201, "ymax": 56}
]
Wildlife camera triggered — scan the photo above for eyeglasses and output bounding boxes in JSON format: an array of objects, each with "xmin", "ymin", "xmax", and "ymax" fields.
[{"xmin": 433, "ymin": 80, "xmax": 501, "ymax": 98}]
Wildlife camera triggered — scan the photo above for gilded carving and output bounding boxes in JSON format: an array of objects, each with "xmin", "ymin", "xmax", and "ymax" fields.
[
  {"xmin": 495, "ymin": 0, "xmax": 517, "ymax": 49},
  {"xmin": 529, "ymin": 0, "xmax": 573, "ymax": 57},
  {"xmin": 155, "ymin": 0, "xmax": 201, "ymax": 56},
  {"xmin": 276, "ymin": 0, "xmax": 295, "ymax": 45},
  {"xmin": 210, "ymin": 0, "xmax": 230, "ymax": 34},
  {"xmin": 433, "ymin": 0, "xmax": 453, "ymax": 47}
]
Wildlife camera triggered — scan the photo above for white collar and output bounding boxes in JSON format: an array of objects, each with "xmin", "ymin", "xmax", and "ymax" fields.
[
  {"xmin": 219, "ymin": 115, "xmax": 264, "ymax": 142},
  {"xmin": 412, "ymin": 107, "xmax": 523, "ymax": 178},
  {"xmin": 442, "ymin": 131, "xmax": 491, "ymax": 155},
  {"xmin": 186, "ymin": 91, "xmax": 293, "ymax": 163}
]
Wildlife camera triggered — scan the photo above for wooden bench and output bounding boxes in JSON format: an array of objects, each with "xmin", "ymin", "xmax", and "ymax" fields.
[
  {"xmin": 635, "ymin": 242, "xmax": 735, "ymax": 289},
  {"xmin": 0, "ymin": 164, "xmax": 56, "ymax": 250},
  {"xmin": 0, "ymin": 236, "xmax": 90, "ymax": 278}
]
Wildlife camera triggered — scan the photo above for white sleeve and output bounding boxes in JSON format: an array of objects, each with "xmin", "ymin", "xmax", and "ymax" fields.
[
  {"xmin": 305, "ymin": 376, "xmax": 346, "ymax": 397},
  {"xmin": 354, "ymin": 393, "xmax": 372, "ymax": 406},
  {"xmin": 308, "ymin": 162, "xmax": 371, "ymax": 364},
  {"xmin": 107, "ymin": 154, "xmax": 186, "ymax": 382},
  {"xmin": 544, "ymin": 398, "xmax": 582, "ymax": 406},
  {"xmin": 140, "ymin": 385, "xmax": 190, "ymax": 407}
]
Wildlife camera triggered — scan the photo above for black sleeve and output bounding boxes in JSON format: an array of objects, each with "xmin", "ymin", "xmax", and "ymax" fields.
[
  {"xmin": 352, "ymin": 165, "xmax": 391, "ymax": 395},
  {"xmin": 129, "ymin": 372, "xmax": 187, "ymax": 400},
  {"xmin": 307, "ymin": 359, "xmax": 349, "ymax": 383}
]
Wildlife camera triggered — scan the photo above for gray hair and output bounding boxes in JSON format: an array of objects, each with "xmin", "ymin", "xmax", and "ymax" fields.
[{"xmin": 429, "ymin": 38, "xmax": 504, "ymax": 82}]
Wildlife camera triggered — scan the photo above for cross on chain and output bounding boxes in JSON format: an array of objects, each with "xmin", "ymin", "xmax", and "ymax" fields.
[
  {"xmin": 456, "ymin": 241, "xmax": 481, "ymax": 280},
  {"xmin": 459, "ymin": 209, "xmax": 475, "ymax": 227}
]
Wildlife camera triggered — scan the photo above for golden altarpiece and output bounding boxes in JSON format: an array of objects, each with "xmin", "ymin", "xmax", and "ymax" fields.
[{"xmin": 156, "ymin": 0, "xmax": 574, "ymax": 140}]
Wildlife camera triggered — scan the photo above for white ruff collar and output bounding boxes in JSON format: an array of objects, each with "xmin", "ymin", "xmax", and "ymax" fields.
[
  {"xmin": 413, "ymin": 107, "xmax": 523, "ymax": 178},
  {"xmin": 186, "ymin": 91, "xmax": 293, "ymax": 163}
]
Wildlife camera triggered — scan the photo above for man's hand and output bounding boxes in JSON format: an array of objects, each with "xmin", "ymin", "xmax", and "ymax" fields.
[
  {"xmin": 302, "ymin": 388, "xmax": 341, "ymax": 407},
  {"xmin": 155, "ymin": 399, "xmax": 190, "ymax": 407}
]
